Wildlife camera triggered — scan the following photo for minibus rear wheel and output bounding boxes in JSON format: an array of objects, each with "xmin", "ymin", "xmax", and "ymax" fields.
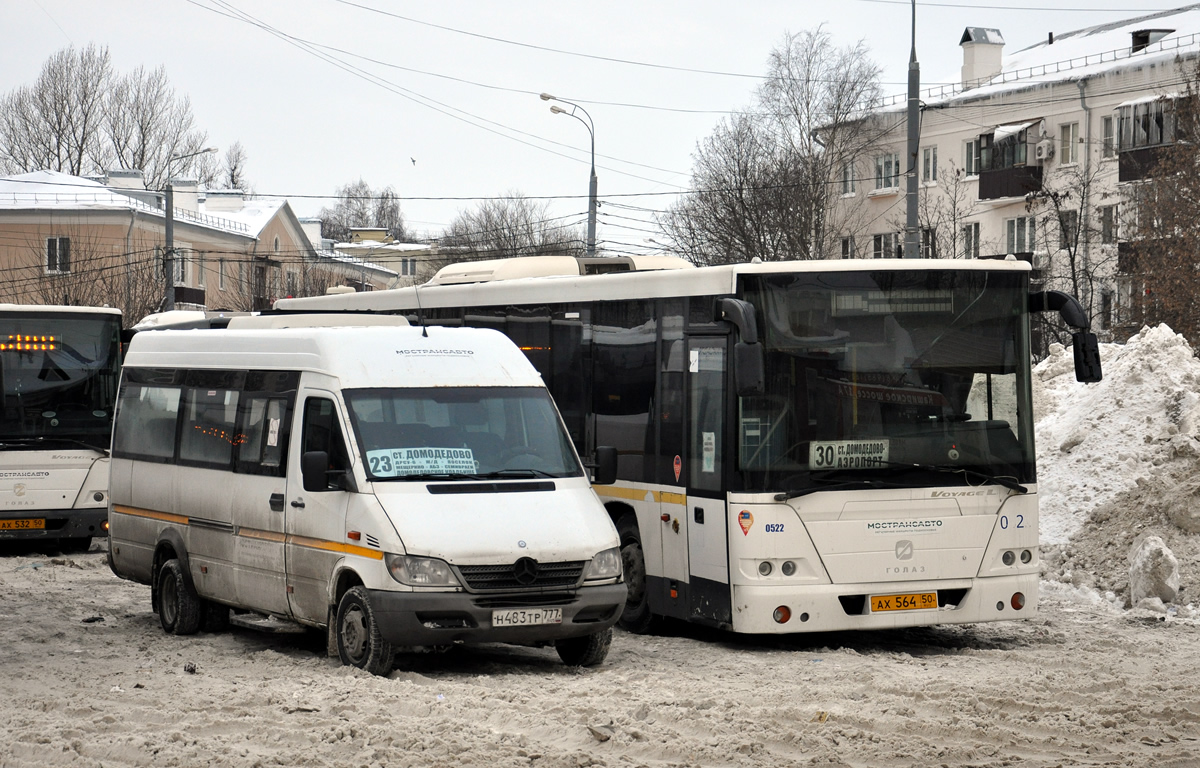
[
  {"xmin": 336, "ymin": 587, "xmax": 395, "ymax": 676},
  {"xmin": 157, "ymin": 559, "xmax": 202, "ymax": 635},
  {"xmin": 555, "ymin": 627, "xmax": 612, "ymax": 667}
]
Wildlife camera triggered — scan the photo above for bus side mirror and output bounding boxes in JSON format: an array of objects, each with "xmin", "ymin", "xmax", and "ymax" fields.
[
  {"xmin": 1073, "ymin": 332, "xmax": 1102, "ymax": 383},
  {"xmin": 590, "ymin": 446, "xmax": 618, "ymax": 486},
  {"xmin": 734, "ymin": 341, "xmax": 765, "ymax": 397}
]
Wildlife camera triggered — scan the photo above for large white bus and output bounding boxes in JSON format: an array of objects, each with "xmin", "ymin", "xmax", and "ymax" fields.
[
  {"xmin": 1, "ymin": 304, "xmax": 123, "ymax": 552},
  {"xmin": 276, "ymin": 257, "xmax": 1102, "ymax": 635}
]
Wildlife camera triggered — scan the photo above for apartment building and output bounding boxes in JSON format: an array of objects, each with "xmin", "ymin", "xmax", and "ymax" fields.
[
  {"xmin": 830, "ymin": 5, "xmax": 1200, "ymax": 338},
  {"xmin": 0, "ymin": 169, "xmax": 378, "ymax": 320}
]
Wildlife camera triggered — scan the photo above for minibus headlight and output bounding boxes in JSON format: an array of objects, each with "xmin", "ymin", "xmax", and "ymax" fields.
[
  {"xmin": 584, "ymin": 547, "xmax": 622, "ymax": 581},
  {"xmin": 384, "ymin": 554, "xmax": 461, "ymax": 587}
]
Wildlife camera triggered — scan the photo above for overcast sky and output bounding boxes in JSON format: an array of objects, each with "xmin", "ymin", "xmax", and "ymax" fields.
[{"xmin": 0, "ymin": 0, "xmax": 1171, "ymax": 252}]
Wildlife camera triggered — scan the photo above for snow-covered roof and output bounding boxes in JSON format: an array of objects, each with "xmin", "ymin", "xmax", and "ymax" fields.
[
  {"xmin": 0, "ymin": 169, "xmax": 290, "ymax": 241},
  {"xmin": 878, "ymin": 4, "xmax": 1200, "ymax": 109}
]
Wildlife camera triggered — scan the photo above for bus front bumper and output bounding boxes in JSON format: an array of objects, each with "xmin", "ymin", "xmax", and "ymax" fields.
[
  {"xmin": 0, "ymin": 508, "xmax": 107, "ymax": 542},
  {"xmin": 728, "ymin": 573, "xmax": 1040, "ymax": 634},
  {"xmin": 367, "ymin": 583, "xmax": 626, "ymax": 647}
]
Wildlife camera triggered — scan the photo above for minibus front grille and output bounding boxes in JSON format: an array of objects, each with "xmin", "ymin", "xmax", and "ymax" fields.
[{"xmin": 457, "ymin": 560, "xmax": 586, "ymax": 592}]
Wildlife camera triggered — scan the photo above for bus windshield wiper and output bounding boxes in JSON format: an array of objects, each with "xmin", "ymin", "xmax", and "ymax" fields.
[
  {"xmin": 878, "ymin": 460, "xmax": 1028, "ymax": 494},
  {"xmin": 775, "ymin": 480, "xmax": 911, "ymax": 501},
  {"xmin": 382, "ymin": 472, "xmax": 485, "ymax": 482},
  {"xmin": 0, "ymin": 436, "xmax": 108, "ymax": 453}
]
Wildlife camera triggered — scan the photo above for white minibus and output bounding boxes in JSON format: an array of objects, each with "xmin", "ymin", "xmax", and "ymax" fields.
[{"xmin": 107, "ymin": 319, "xmax": 624, "ymax": 674}]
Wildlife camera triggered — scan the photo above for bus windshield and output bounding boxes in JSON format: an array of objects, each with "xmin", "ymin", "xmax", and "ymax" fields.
[
  {"xmin": 345, "ymin": 386, "xmax": 583, "ymax": 480},
  {"xmin": 738, "ymin": 269, "xmax": 1034, "ymax": 494},
  {"xmin": 0, "ymin": 311, "xmax": 122, "ymax": 450}
]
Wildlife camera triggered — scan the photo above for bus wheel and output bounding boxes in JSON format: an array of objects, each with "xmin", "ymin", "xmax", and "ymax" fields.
[
  {"xmin": 157, "ymin": 559, "xmax": 202, "ymax": 635},
  {"xmin": 616, "ymin": 516, "xmax": 656, "ymax": 633},
  {"xmin": 336, "ymin": 586, "xmax": 395, "ymax": 676},
  {"xmin": 555, "ymin": 627, "xmax": 612, "ymax": 667}
]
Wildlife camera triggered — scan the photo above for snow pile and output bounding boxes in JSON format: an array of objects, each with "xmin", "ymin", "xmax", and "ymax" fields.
[{"xmin": 1035, "ymin": 324, "xmax": 1200, "ymax": 609}]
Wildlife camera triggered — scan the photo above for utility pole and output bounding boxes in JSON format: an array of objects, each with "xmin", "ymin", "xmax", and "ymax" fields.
[{"xmin": 904, "ymin": 0, "xmax": 921, "ymax": 258}]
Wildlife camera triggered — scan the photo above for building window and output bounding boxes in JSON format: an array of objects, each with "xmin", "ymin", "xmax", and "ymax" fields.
[
  {"xmin": 921, "ymin": 147, "xmax": 937, "ymax": 182},
  {"xmin": 875, "ymin": 153, "xmax": 900, "ymax": 189},
  {"xmin": 273, "ymin": 236, "xmax": 281, "ymax": 255},
  {"xmin": 197, "ymin": 253, "xmax": 206, "ymax": 287},
  {"xmin": 219, "ymin": 258, "xmax": 227, "ymax": 290},
  {"xmin": 961, "ymin": 222, "xmax": 980, "ymax": 258},
  {"xmin": 174, "ymin": 251, "xmax": 187, "ymax": 286},
  {"xmin": 980, "ymin": 129, "xmax": 1029, "ymax": 172},
  {"xmin": 964, "ymin": 139, "xmax": 980, "ymax": 176},
  {"xmin": 920, "ymin": 228, "xmax": 936, "ymax": 258},
  {"xmin": 872, "ymin": 233, "xmax": 900, "ymax": 258},
  {"xmin": 400, "ymin": 258, "xmax": 418, "ymax": 277},
  {"xmin": 1005, "ymin": 216, "xmax": 1037, "ymax": 253},
  {"xmin": 286, "ymin": 270, "xmax": 298, "ymax": 297},
  {"xmin": 840, "ymin": 236, "xmax": 856, "ymax": 258},
  {"xmin": 1102, "ymin": 115, "xmax": 1115, "ymax": 158},
  {"xmin": 841, "ymin": 161, "xmax": 856, "ymax": 195},
  {"xmin": 45, "ymin": 237, "xmax": 70, "ymax": 274},
  {"xmin": 1100, "ymin": 205, "xmax": 1117, "ymax": 244},
  {"xmin": 1118, "ymin": 99, "xmax": 1175, "ymax": 150},
  {"xmin": 1059, "ymin": 122, "xmax": 1080, "ymax": 165},
  {"xmin": 1100, "ymin": 290, "xmax": 1112, "ymax": 331},
  {"xmin": 1059, "ymin": 209, "xmax": 1079, "ymax": 250}
]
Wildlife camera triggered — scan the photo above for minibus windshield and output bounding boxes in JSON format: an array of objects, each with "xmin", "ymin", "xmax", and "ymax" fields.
[{"xmin": 345, "ymin": 386, "xmax": 583, "ymax": 480}]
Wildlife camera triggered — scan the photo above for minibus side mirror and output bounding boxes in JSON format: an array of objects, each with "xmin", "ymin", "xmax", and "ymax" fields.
[
  {"xmin": 1073, "ymin": 332, "xmax": 1103, "ymax": 383},
  {"xmin": 590, "ymin": 446, "xmax": 618, "ymax": 486},
  {"xmin": 301, "ymin": 450, "xmax": 358, "ymax": 492}
]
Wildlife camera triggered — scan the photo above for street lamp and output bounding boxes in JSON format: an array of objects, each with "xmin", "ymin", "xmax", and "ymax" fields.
[
  {"xmin": 540, "ymin": 93, "xmax": 597, "ymax": 256},
  {"xmin": 164, "ymin": 147, "xmax": 218, "ymax": 311}
]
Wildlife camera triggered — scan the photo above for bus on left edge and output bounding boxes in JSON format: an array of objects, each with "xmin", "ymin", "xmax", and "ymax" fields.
[{"xmin": 0, "ymin": 304, "xmax": 122, "ymax": 552}]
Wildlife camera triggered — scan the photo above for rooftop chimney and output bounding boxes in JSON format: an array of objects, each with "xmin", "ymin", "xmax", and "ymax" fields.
[{"xmin": 960, "ymin": 27, "xmax": 1005, "ymax": 89}]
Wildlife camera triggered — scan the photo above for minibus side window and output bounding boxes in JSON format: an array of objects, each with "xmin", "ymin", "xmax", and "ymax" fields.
[
  {"xmin": 179, "ymin": 386, "xmax": 240, "ymax": 468},
  {"xmin": 237, "ymin": 396, "xmax": 292, "ymax": 476},
  {"xmin": 301, "ymin": 397, "xmax": 350, "ymax": 490},
  {"xmin": 113, "ymin": 382, "xmax": 181, "ymax": 461}
]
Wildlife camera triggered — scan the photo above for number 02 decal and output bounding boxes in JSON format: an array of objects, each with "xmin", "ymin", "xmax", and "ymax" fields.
[{"xmin": 999, "ymin": 514, "xmax": 1024, "ymax": 530}]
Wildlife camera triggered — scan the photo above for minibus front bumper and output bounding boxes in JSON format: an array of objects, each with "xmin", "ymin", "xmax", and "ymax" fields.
[{"xmin": 367, "ymin": 583, "xmax": 627, "ymax": 646}]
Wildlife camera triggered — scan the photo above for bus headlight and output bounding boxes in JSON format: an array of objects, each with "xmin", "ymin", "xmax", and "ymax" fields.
[
  {"xmin": 584, "ymin": 547, "xmax": 622, "ymax": 581},
  {"xmin": 384, "ymin": 554, "xmax": 460, "ymax": 587}
]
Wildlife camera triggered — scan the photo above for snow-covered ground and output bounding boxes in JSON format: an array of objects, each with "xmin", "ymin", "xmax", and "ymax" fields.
[{"xmin": 2, "ymin": 325, "xmax": 1199, "ymax": 767}]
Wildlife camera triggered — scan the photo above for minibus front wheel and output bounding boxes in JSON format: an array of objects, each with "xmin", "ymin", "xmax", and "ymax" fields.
[
  {"xmin": 555, "ymin": 627, "xmax": 613, "ymax": 667},
  {"xmin": 336, "ymin": 587, "xmax": 395, "ymax": 676}
]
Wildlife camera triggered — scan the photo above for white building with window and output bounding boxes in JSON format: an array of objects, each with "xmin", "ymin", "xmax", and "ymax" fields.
[{"xmin": 827, "ymin": 5, "xmax": 1200, "ymax": 337}]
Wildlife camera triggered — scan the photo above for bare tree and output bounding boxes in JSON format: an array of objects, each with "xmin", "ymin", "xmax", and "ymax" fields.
[
  {"xmin": 441, "ymin": 193, "xmax": 584, "ymax": 262},
  {"xmin": 659, "ymin": 27, "xmax": 883, "ymax": 264},
  {"xmin": 0, "ymin": 45, "xmax": 112, "ymax": 176},
  {"xmin": 219, "ymin": 141, "xmax": 252, "ymax": 192},
  {"xmin": 319, "ymin": 179, "xmax": 407, "ymax": 242},
  {"xmin": 102, "ymin": 65, "xmax": 209, "ymax": 188},
  {"xmin": 0, "ymin": 45, "xmax": 235, "ymax": 193}
]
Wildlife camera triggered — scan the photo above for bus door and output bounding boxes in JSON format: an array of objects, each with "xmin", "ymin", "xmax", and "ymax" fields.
[{"xmin": 683, "ymin": 336, "xmax": 732, "ymax": 627}]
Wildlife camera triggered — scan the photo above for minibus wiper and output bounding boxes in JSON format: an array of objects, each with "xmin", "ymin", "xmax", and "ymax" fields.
[
  {"xmin": 388, "ymin": 472, "xmax": 485, "ymax": 482},
  {"xmin": 483, "ymin": 469, "xmax": 559, "ymax": 479},
  {"xmin": 878, "ymin": 460, "xmax": 1028, "ymax": 494}
]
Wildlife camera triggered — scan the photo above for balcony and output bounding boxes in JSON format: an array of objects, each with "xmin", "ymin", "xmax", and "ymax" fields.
[
  {"xmin": 1118, "ymin": 146, "xmax": 1170, "ymax": 183},
  {"xmin": 978, "ymin": 165, "xmax": 1043, "ymax": 200}
]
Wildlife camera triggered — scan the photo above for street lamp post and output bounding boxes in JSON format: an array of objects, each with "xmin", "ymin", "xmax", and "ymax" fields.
[
  {"xmin": 164, "ymin": 147, "xmax": 218, "ymax": 311},
  {"xmin": 540, "ymin": 93, "xmax": 597, "ymax": 256}
]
